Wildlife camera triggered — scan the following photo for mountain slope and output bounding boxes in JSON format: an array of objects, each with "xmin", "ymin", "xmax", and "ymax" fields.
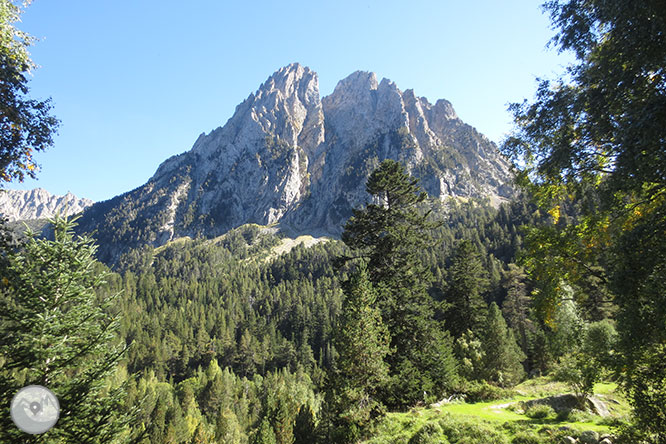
[
  {"xmin": 78, "ymin": 63, "xmax": 514, "ymax": 264},
  {"xmin": 0, "ymin": 188, "xmax": 93, "ymax": 222}
]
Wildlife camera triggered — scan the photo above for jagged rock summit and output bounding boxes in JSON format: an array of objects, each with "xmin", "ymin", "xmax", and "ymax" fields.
[
  {"xmin": 0, "ymin": 188, "xmax": 93, "ymax": 222},
  {"xmin": 78, "ymin": 63, "xmax": 514, "ymax": 264}
]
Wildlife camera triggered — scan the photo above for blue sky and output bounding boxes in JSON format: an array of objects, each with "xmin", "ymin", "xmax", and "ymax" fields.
[{"xmin": 9, "ymin": 0, "xmax": 572, "ymax": 202}]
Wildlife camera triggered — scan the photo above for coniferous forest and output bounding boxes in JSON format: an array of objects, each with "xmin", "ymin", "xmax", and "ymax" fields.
[{"xmin": 1, "ymin": 1, "xmax": 665, "ymax": 443}]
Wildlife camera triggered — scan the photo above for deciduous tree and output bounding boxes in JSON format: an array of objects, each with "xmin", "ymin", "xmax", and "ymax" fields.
[
  {"xmin": 502, "ymin": 0, "xmax": 665, "ymax": 439},
  {"xmin": 0, "ymin": 0, "xmax": 59, "ymax": 183}
]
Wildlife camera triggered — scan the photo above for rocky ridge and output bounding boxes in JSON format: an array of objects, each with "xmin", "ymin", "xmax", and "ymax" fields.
[
  {"xmin": 78, "ymin": 63, "xmax": 514, "ymax": 264},
  {"xmin": 0, "ymin": 188, "xmax": 93, "ymax": 222}
]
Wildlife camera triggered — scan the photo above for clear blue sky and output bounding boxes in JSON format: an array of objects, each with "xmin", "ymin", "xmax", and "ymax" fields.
[{"xmin": 9, "ymin": 0, "xmax": 572, "ymax": 202}]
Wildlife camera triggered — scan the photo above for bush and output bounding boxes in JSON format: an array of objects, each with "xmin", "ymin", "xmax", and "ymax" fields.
[
  {"xmin": 511, "ymin": 431, "xmax": 547, "ymax": 444},
  {"xmin": 438, "ymin": 416, "xmax": 509, "ymax": 444},
  {"xmin": 525, "ymin": 404, "xmax": 555, "ymax": 419},
  {"xmin": 567, "ymin": 409, "xmax": 594, "ymax": 423},
  {"xmin": 550, "ymin": 353, "xmax": 599, "ymax": 403},
  {"xmin": 367, "ymin": 436, "xmax": 410, "ymax": 444},
  {"xmin": 408, "ymin": 423, "xmax": 448, "ymax": 444},
  {"xmin": 459, "ymin": 380, "xmax": 516, "ymax": 403},
  {"xmin": 555, "ymin": 409, "xmax": 571, "ymax": 422}
]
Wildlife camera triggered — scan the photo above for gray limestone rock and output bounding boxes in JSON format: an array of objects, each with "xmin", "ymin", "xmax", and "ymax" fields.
[
  {"xmin": 0, "ymin": 188, "xmax": 93, "ymax": 222},
  {"xmin": 76, "ymin": 63, "xmax": 515, "ymax": 264}
]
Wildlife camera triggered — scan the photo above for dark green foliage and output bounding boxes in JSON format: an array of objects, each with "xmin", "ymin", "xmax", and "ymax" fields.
[
  {"xmin": 552, "ymin": 351, "xmax": 599, "ymax": 406},
  {"xmin": 0, "ymin": 188, "xmax": 553, "ymax": 441},
  {"xmin": 612, "ymin": 199, "xmax": 666, "ymax": 441},
  {"xmin": 341, "ymin": 159, "xmax": 434, "ymax": 287},
  {"xmin": 0, "ymin": 216, "xmax": 133, "ymax": 443},
  {"xmin": 458, "ymin": 380, "xmax": 516, "ymax": 403},
  {"xmin": 500, "ymin": 265, "xmax": 533, "ymax": 355},
  {"xmin": 582, "ymin": 320, "xmax": 617, "ymax": 370},
  {"xmin": 293, "ymin": 404, "xmax": 317, "ymax": 444},
  {"xmin": 408, "ymin": 422, "xmax": 448, "ymax": 444},
  {"xmin": 510, "ymin": 431, "xmax": 546, "ymax": 444},
  {"xmin": 328, "ymin": 265, "xmax": 390, "ymax": 440},
  {"xmin": 254, "ymin": 418, "xmax": 277, "ymax": 444},
  {"xmin": 622, "ymin": 343, "xmax": 666, "ymax": 442},
  {"xmin": 479, "ymin": 303, "xmax": 526, "ymax": 387},
  {"xmin": 215, "ymin": 407, "xmax": 244, "ymax": 444},
  {"xmin": 502, "ymin": 0, "xmax": 666, "ymax": 439},
  {"xmin": 437, "ymin": 415, "xmax": 509, "ymax": 444},
  {"xmin": 443, "ymin": 239, "xmax": 488, "ymax": 338},
  {"xmin": 341, "ymin": 160, "xmax": 458, "ymax": 408},
  {"xmin": 524, "ymin": 404, "xmax": 555, "ymax": 420}
]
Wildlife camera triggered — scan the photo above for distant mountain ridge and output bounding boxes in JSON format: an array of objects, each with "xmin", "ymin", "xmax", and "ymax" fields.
[
  {"xmin": 0, "ymin": 188, "xmax": 93, "ymax": 222},
  {"xmin": 78, "ymin": 63, "xmax": 514, "ymax": 264}
]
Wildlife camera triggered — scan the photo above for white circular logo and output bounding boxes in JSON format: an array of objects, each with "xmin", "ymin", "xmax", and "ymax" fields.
[{"xmin": 10, "ymin": 385, "xmax": 60, "ymax": 434}]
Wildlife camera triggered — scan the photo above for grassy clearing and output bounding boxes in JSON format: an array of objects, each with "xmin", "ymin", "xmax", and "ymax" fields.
[
  {"xmin": 153, "ymin": 236, "xmax": 193, "ymax": 254},
  {"xmin": 263, "ymin": 234, "xmax": 328, "ymax": 262},
  {"xmin": 361, "ymin": 379, "xmax": 629, "ymax": 444}
]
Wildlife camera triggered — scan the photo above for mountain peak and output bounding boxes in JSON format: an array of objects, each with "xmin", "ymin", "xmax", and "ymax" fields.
[
  {"xmin": 337, "ymin": 70, "xmax": 379, "ymax": 91},
  {"xmin": 256, "ymin": 63, "xmax": 318, "ymax": 99},
  {"xmin": 78, "ymin": 66, "xmax": 514, "ymax": 264}
]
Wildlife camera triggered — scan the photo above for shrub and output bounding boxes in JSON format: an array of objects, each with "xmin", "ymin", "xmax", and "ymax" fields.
[
  {"xmin": 551, "ymin": 353, "xmax": 599, "ymax": 403},
  {"xmin": 511, "ymin": 431, "xmax": 547, "ymax": 444},
  {"xmin": 408, "ymin": 423, "xmax": 448, "ymax": 444},
  {"xmin": 525, "ymin": 404, "xmax": 555, "ymax": 419},
  {"xmin": 438, "ymin": 416, "xmax": 509, "ymax": 444},
  {"xmin": 459, "ymin": 380, "xmax": 516, "ymax": 403},
  {"xmin": 567, "ymin": 409, "xmax": 594, "ymax": 423},
  {"xmin": 555, "ymin": 409, "xmax": 571, "ymax": 422}
]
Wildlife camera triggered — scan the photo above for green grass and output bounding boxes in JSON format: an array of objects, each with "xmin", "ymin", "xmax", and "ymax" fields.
[
  {"xmin": 593, "ymin": 382, "xmax": 618, "ymax": 395},
  {"xmin": 361, "ymin": 379, "xmax": 630, "ymax": 444}
]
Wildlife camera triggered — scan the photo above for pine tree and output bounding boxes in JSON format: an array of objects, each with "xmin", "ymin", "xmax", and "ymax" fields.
[
  {"xmin": 0, "ymin": 216, "xmax": 134, "ymax": 443},
  {"xmin": 500, "ymin": 264, "xmax": 533, "ymax": 355},
  {"xmin": 292, "ymin": 404, "xmax": 316, "ymax": 444},
  {"xmin": 444, "ymin": 240, "xmax": 488, "ymax": 338},
  {"xmin": 253, "ymin": 418, "xmax": 277, "ymax": 444},
  {"xmin": 480, "ymin": 303, "xmax": 526, "ymax": 387},
  {"xmin": 271, "ymin": 394, "xmax": 294, "ymax": 444},
  {"xmin": 189, "ymin": 422, "xmax": 212, "ymax": 444},
  {"xmin": 340, "ymin": 159, "xmax": 457, "ymax": 408},
  {"xmin": 215, "ymin": 407, "xmax": 243, "ymax": 444},
  {"xmin": 328, "ymin": 265, "xmax": 389, "ymax": 441}
]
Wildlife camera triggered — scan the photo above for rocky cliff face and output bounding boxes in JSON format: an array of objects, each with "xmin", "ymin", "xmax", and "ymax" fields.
[
  {"xmin": 0, "ymin": 188, "xmax": 93, "ymax": 222},
  {"xmin": 78, "ymin": 63, "xmax": 514, "ymax": 264}
]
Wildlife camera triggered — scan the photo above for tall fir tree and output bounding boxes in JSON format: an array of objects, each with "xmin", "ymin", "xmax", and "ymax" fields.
[
  {"xmin": 444, "ymin": 240, "xmax": 488, "ymax": 338},
  {"xmin": 479, "ymin": 303, "xmax": 526, "ymax": 387},
  {"xmin": 500, "ymin": 264, "xmax": 533, "ymax": 355},
  {"xmin": 253, "ymin": 418, "xmax": 277, "ymax": 444},
  {"xmin": 341, "ymin": 159, "xmax": 457, "ymax": 408},
  {"xmin": 328, "ymin": 264, "xmax": 390, "ymax": 442},
  {"xmin": 0, "ymin": 216, "xmax": 134, "ymax": 443}
]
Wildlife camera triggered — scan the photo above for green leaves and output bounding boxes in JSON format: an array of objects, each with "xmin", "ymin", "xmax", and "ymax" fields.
[
  {"xmin": 0, "ymin": 0, "xmax": 59, "ymax": 184},
  {"xmin": 503, "ymin": 0, "xmax": 666, "ymax": 439}
]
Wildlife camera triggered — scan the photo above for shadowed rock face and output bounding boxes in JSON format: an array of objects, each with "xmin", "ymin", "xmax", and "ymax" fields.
[{"xmin": 77, "ymin": 63, "xmax": 514, "ymax": 264}]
